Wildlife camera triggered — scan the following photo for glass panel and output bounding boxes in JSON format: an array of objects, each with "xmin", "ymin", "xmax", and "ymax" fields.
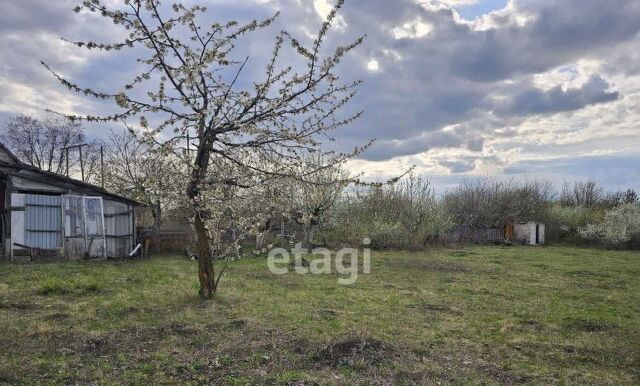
[{"xmin": 62, "ymin": 195, "xmax": 106, "ymax": 258}]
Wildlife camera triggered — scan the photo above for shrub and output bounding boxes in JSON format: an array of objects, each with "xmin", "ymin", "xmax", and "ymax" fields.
[
  {"xmin": 321, "ymin": 175, "xmax": 452, "ymax": 249},
  {"xmin": 444, "ymin": 178, "xmax": 552, "ymax": 239},
  {"xmin": 543, "ymin": 205, "xmax": 602, "ymax": 244},
  {"xmin": 579, "ymin": 203, "xmax": 640, "ymax": 248},
  {"xmin": 318, "ymin": 175, "xmax": 639, "ymax": 250}
]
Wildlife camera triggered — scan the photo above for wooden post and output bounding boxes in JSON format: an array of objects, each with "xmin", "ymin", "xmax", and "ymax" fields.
[
  {"xmin": 82, "ymin": 197, "xmax": 88, "ymax": 258},
  {"xmin": 78, "ymin": 145, "xmax": 84, "ymax": 182},
  {"xmin": 100, "ymin": 145, "xmax": 104, "ymax": 187},
  {"xmin": 143, "ymin": 237, "xmax": 150, "ymax": 259}
]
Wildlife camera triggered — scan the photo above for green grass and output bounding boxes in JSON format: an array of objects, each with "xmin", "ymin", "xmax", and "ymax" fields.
[{"xmin": 0, "ymin": 246, "xmax": 639, "ymax": 384}]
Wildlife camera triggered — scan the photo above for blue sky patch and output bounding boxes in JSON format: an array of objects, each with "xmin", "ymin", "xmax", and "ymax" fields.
[{"xmin": 456, "ymin": 0, "xmax": 509, "ymax": 20}]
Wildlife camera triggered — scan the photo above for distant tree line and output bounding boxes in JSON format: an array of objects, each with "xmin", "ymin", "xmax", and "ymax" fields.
[
  {"xmin": 3, "ymin": 114, "xmax": 639, "ymax": 253},
  {"xmin": 319, "ymin": 176, "xmax": 639, "ymax": 250}
]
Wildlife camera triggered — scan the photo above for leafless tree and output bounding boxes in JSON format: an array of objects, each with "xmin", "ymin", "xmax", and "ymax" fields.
[
  {"xmin": 560, "ymin": 180, "xmax": 604, "ymax": 208},
  {"xmin": 2, "ymin": 114, "xmax": 100, "ymax": 181},
  {"xmin": 444, "ymin": 178, "xmax": 552, "ymax": 238},
  {"xmin": 624, "ymin": 189, "xmax": 639, "ymax": 204}
]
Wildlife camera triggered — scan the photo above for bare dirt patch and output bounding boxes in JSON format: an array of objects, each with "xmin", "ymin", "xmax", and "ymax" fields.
[
  {"xmin": 44, "ymin": 312, "xmax": 70, "ymax": 321},
  {"xmin": 313, "ymin": 336, "xmax": 397, "ymax": 368},
  {"xmin": 423, "ymin": 259, "xmax": 469, "ymax": 273},
  {"xmin": 317, "ymin": 308, "xmax": 339, "ymax": 320},
  {"xmin": 415, "ymin": 303, "xmax": 463, "ymax": 316},
  {"xmin": 388, "ymin": 257, "xmax": 469, "ymax": 273},
  {"xmin": 562, "ymin": 317, "xmax": 619, "ymax": 333},
  {"xmin": 449, "ymin": 250, "xmax": 477, "ymax": 258},
  {"xmin": 567, "ymin": 270, "xmax": 612, "ymax": 279},
  {"xmin": 0, "ymin": 300, "xmax": 38, "ymax": 310}
]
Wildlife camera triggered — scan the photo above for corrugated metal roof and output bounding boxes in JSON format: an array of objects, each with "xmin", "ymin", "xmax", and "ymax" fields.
[{"xmin": 0, "ymin": 159, "xmax": 142, "ymax": 205}]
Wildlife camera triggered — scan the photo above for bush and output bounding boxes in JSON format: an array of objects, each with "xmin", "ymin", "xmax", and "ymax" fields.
[
  {"xmin": 543, "ymin": 205, "xmax": 603, "ymax": 244},
  {"xmin": 444, "ymin": 178, "xmax": 552, "ymax": 240},
  {"xmin": 317, "ymin": 175, "xmax": 639, "ymax": 250},
  {"xmin": 579, "ymin": 203, "xmax": 640, "ymax": 248},
  {"xmin": 321, "ymin": 175, "xmax": 452, "ymax": 249}
]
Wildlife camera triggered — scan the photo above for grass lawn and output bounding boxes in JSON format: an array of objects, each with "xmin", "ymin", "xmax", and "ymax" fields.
[{"xmin": 1, "ymin": 245, "xmax": 639, "ymax": 385}]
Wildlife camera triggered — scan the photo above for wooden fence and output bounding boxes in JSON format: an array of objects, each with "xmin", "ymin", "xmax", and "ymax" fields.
[
  {"xmin": 138, "ymin": 226, "xmax": 193, "ymax": 255},
  {"xmin": 442, "ymin": 228, "xmax": 506, "ymax": 244}
]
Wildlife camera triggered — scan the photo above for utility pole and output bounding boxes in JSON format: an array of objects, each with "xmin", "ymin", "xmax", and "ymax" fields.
[
  {"xmin": 78, "ymin": 145, "xmax": 84, "ymax": 181},
  {"xmin": 100, "ymin": 145, "xmax": 104, "ymax": 188},
  {"xmin": 62, "ymin": 143, "xmax": 89, "ymax": 181}
]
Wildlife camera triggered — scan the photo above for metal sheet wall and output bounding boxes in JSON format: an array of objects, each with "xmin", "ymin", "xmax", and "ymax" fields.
[
  {"xmin": 104, "ymin": 200, "xmax": 134, "ymax": 258},
  {"xmin": 24, "ymin": 195, "xmax": 62, "ymax": 249}
]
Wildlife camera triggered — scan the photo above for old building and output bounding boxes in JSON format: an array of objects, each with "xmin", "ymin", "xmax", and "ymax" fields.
[{"xmin": 0, "ymin": 143, "xmax": 139, "ymax": 261}]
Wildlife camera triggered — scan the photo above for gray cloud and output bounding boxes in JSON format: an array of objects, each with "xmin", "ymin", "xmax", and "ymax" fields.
[
  {"xmin": 0, "ymin": 1, "xmax": 74, "ymax": 32},
  {"xmin": 440, "ymin": 159, "xmax": 477, "ymax": 174},
  {"xmin": 451, "ymin": 0, "xmax": 640, "ymax": 82},
  {"xmin": 362, "ymin": 130, "xmax": 466, "ymax": 161},
  {"xmin": 0, "ymin": 0, "xmax": 639, "ymax": 183},
  {"xmin": 327, "ymin": 0, "xmax": 638, "ymax": 157},
  {"xmin": 494, "ymin": 75, "xmax": 619, "ymax": 116}
]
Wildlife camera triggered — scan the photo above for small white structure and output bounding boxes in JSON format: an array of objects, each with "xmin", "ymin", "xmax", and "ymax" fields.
[{"xmin": 514, "ymin": 222, "xmax": 545, "ymax": 245}]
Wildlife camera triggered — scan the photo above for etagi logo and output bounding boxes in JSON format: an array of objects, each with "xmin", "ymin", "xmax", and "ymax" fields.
[{"xmin": 267, "ymin": 239, "xmax": 372, "ymax": 285}]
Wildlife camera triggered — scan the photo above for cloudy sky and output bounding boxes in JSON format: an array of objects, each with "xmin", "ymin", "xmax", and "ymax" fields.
[{"xmin": 1, "ymin": 0, "xmax": 639, "ymax": 191}]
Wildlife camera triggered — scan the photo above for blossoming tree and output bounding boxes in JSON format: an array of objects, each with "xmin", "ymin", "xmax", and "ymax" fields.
[{"xmin": 43, "ymin": 0, "xmax": 369, "ymax": 298}]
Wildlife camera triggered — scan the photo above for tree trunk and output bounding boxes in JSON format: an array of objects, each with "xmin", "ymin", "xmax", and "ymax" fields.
[
  {"xmin": 256, "ymin": 231, "xmax": 268, "ymax": 250},
  {"xmin": 194, "ymin": 213, "xmax": 215, "ymax": 299},
  {"xmin": 151, "ymin": 200, "xmax": 161, "ymax": 255},
  {"xmin": 280, "ymin": 218, "xmax": 286, "ymax": 248},
  {"xmin": 231, "ymin": 228, "xmax": 241, "ymax": 259},
  {"xmin": 256, "ymin": 220, "xmax": 271, "ymax": 250},
  {"xmin": 303, "ymin": 224, "xmax": 316, "ymax": 248},
  {"xmin": 308, "ymin": 224, "xmax": 316, "ymax": 245},
  {"xmin": 187, "ymin": 132, "xmax": 216, "ymax": 299}
]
